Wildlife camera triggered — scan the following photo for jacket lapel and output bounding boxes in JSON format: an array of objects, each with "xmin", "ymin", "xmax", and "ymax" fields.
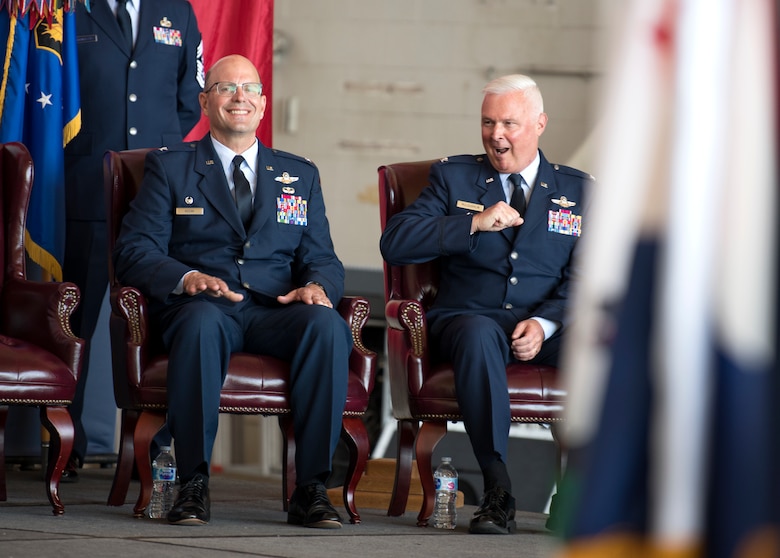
[
  {"xmin": 86, "ymin": 0, "xmax": 128, "ymax": 53},
  {"xmin": 246, "ymin": 146, "xmax": 274, "ymax": 234}
]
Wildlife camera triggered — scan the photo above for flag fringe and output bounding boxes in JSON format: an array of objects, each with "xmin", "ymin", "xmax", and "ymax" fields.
[
  {"xmin": 24, "ymin": 229, "xmax": 62, "ymax": 281},
  {"xmin": 0, "ymin": 1, "xmax": 87, "ymax": 25},
  {"xmin": 557, "ymin": 532, "xmax": 702, "ymax": 558},
  {"xmin": 0, "ymin": 11, "xmax": 16, "ymax": 127},
  {"xmin": 63, "ymin": 108, "xmax": 79, "ymax": 146}
]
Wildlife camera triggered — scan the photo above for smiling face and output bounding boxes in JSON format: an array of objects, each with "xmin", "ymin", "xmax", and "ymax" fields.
[
  {"xmin": 481, "ymin": 90, "xmax": 547, "ymax": 174},
  {"xmin": 199, "ymin": 55, "xmax": 266, "ymax": 152}
]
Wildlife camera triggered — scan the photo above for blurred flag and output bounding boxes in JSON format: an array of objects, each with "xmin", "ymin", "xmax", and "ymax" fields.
[
  {"xmin": 557, "ymin": 0, "xmax": 778, "ymax": 556},
  {"xmin": 0, "ymin": 2, "xmax": 81, "ymax": 281},
  {"xmin": 185, "ymin": 0, "xmax": 274, "ymax": 146}
]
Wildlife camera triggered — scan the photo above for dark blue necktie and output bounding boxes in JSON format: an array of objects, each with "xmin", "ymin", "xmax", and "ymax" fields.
[
  {"xmin": 233, "ymin": 155, "xmax": 253, "ymax": 228},
  {"xmin": 508, "ymin": 173, "xmax": 526, "ymax": 218},
  {"xmin": 116, "ymin": 0, "xmax": 133, "ymax": 52}
]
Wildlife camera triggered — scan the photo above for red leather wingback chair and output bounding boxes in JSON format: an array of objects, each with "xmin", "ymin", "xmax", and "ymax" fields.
[
  {"xmin": 0, "ymin": 142, "xmax": 85, "ymax": 515},
  {"xmin": 378, "ymin": 160, "xmax": 565, "ymax": 526},
  {"xmin": 104, "ymin": 148, "xmax": 376, "ymax": 523}
]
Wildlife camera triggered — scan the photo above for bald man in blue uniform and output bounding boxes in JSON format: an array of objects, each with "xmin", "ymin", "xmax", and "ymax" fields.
[
  {"xmin": 64, "ymin": 0, "xmax": 203, "ymax": 476},
  {"xmin": 114, "ymin": 55, "xmax": 350, "ymax": 528},
  {"xmin": 380, "ymin": 74, "xmax": 593, "ymax": 534}
]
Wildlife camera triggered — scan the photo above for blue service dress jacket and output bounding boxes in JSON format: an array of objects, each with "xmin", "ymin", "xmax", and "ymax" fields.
[
  {"xmin": 380, "ymin": 150, "xmax": 592, "ymax": 328},
  {"xmin": 65, "ymin": 0, "xmax": 203, "ymax": 221},
  {"xmin": 113, "ymin": 135, "xmax": 345, "ymax": 315}
]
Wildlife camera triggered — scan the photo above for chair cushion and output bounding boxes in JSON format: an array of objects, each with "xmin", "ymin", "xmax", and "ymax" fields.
[
  {"xmin": 135, "ymin": 353, "xmax": 370, "ymax": 414},
  {"xmin": 0, "ymin": 335, "xmax": 78, "ymax": 403},
  {"xmin": 412, "ymin": 362, "xmax": 563, "ymax": 421}
]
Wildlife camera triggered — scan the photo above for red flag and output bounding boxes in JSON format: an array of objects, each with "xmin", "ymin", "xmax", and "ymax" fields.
[{"xmin": 185, "ymin": 0, "xmax": 273, "ymax": 146}]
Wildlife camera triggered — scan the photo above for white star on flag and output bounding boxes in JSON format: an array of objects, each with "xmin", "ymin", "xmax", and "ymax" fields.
[{"xmin": 36, "ymin": 91, "xmax": 52, "ymax": 109}]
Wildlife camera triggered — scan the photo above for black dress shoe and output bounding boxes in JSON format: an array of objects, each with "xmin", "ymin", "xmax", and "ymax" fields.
[
  {"xmin": 60, "ymin": 456, "xmax": 80, "ymax": 483},
  {"xmin": 469, "ymin": 486, "xmax": 516, "ymax": 534},
  {"xmin": 167, "ymin": 474, "xmax": 210, "ymax": 525},
  {"xmin": 287, "ymin": 483, "xmax": 342, "ymax": 529}
]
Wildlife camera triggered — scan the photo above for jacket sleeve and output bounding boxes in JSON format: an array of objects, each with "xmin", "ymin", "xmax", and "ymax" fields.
[
  {"xmin": 292, "ymin": 167, "xmax": 345, "ymax": 302},
  {"xmin": 379, "ymin": 163, "xmax": 475, "ymax": 265},
  {"xmin": 113, "ymin": 151, "xmax": 192, "ymax": 303}
]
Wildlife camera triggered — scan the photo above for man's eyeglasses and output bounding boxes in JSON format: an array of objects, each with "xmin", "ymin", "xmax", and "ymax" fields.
[{"xmin": 204, "ymin": 82, "xmax": 263, "ymax": 97}]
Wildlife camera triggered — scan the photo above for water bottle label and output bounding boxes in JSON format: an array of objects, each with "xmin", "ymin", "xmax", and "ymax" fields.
[
  {"xmin": 153, "ymin": 466, "xmax": 176, "ymax": 482},
  {"xmin": 434, "ymin": 476, "xmax": 457, "ymax": 491}
]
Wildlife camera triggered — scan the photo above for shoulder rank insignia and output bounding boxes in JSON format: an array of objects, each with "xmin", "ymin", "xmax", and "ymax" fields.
[
  {"xmin": 275, "ymin": 172, "xmax": 299, "ymax": 185},
  {"xmin": 552, "ymin": 196, "xmax": 576, "ymax": 208}
]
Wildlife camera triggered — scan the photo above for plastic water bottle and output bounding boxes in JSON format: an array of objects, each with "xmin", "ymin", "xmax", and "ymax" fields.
[
  {"xmin": 148, "ymin": 446, "xmax": 177, "ymax": 519},
  {"xmin": 432, "ymin": 456, "xmax": 457, "ymax": 529}
]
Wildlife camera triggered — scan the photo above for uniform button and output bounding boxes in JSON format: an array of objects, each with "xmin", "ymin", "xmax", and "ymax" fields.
[
  {"xmin": 509, "ymin": 276, "xmax": 518, "ymax": 285},
  {"xmin": 129, "ymin": 93, "xmax": 137, "ymax": 102},
  {"xmin": 129, "ymin": 60, "xmax": 138, "ymax": 69},
  {"xmin": 237, "ymin": 258, "xmax": 244, "ymax": 265},
  {"xmin": 242, "ymin": 282, "xmax": 250, "ymax": 289},
  {"xmin": 504, "ymin": 303, "xmax": 513, "ymax": 309},
  {"xmin": 129, "ymin": 127, "xmax": 137, "ymax": 135},
  {"xmin": 510, "ymin": 251, "xmax": 518, "ymax": 260},
  {"xmin": 244, "ymin": 241, "xmax": 251, "ymax": 248}
]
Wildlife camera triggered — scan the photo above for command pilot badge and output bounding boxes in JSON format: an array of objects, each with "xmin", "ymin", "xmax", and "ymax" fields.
[
  {"xmin": 552, "ymin": 196, "xmax": 576, "ymax": 208},
  {"xmin": 275, "ymin": 172, "xmax": 299, "ymax": 185}
]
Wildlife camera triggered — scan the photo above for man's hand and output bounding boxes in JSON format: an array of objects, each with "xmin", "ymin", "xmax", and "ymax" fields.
[
  {"xmin": 470, "ymin": 201, "xmax": 524, "ymax": 234},
  {"xmin": 510, "ymin": 318, "xmax": 544, "ymax": 361},
  {"xmin": 182, "ymin": 271, "xmax": 244, "ymax": 302},
  {"xmin": 277, "ymin": 283, "xmax": 333, "ymax": 308}
]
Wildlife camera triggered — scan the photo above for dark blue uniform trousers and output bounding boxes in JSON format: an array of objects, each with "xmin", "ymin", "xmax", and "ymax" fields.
[
  {"xmin": 430, "ymin": 309, "xmax": 560, "ymax": 472},
  {"xmin": 157, "ymin": 298, "xmax": 351, "ymax": 485}
]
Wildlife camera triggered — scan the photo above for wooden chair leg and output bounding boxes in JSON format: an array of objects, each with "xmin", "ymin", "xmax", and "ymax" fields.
[
  {"xmin": 108, "ymin": 409, "xmax": 139, "ymax": 506},
  {"xmin": 0, "ymin": 406, "xmax": 7, "ymax": 502},
  {"xmin": 550, "ymin": 422, "xmax": 565, "ymax": 486},
  {"xmin": 40, "ymin": 406, "xmax": 74, "ymax": 516},
  {"xmin": 340, "ymin": 416, "xmax": 369, "ymax": 524},
  {"xmin": 279, "ymin": 415, "xmax": 295, "ymax": 512},
  {"xmin": 388, "ymin": 419, "xmax": 418, "ymax": 516},
  {"xmin": 415, "ymin": 420, "xmax": 447, "ymax": 527},
  {"xmin": 132, "ymin": 410, "xmax": 166, "ymax": 517}
]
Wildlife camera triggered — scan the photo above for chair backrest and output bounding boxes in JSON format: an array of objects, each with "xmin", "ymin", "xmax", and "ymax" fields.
[
  {"xmin": 103, "ymin": 148, "xmax": 154, "ymax": 288},
  {"xmin": 377, "ymin": 160, "xmax": 441, "ymax": 311},
  {"xmin": 0, "ymin": 142, "xmax": 34, "ymax": 286}
]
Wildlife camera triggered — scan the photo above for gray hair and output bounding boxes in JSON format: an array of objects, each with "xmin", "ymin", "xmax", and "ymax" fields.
[{"xmin": 482, "ymin": 74, "xmax": 544, "ymax": 116}]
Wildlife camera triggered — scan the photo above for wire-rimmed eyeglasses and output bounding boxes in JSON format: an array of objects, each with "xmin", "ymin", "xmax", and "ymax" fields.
[{"xmin": 204, "ymin": 82, "xmax": 263, "ymax": 97}]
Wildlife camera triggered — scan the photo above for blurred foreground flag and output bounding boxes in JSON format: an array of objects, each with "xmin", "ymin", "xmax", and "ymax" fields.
[
  {"xmin": 556, "ymin": 0, "xmax": 778, "ymax": 557},
  {"xmin": 0, "ymin": 2, "xmax": 81, "ymax": 281}
]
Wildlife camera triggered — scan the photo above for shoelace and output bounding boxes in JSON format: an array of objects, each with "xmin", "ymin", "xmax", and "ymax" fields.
[
  {"xmin": 306, "ymin": 485, "xmax": 332, "ymax": 508},
  {"xmin": 476, "ymin": 487, "xmax": 509, "ymax": 518},
  {"xmin": 177, "ymin": 477, "xmax": 207, "ymax": 502}
]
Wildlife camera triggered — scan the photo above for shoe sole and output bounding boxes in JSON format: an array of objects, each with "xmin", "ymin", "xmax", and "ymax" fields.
[
  {"xmin": 304, "ymin": 519, "xmax": 342, "ymax": 529},
  {"xmin": 468, "ymin": 519, "xmax": 516, "ymax": 535},
  {"xmin": 168, "ymin": 517, "xmax": 209, "ymax": 526},
  {"xmin": 287, "ymin": 516, "xmax": 342, "ymax": 529}
]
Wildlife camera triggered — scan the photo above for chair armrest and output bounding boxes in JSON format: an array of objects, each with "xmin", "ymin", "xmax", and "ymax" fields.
[
  {"xmin": 337, "ymin": 295, "xmax": 377, "ymax": 395},
  {"xmin": 0, "ymin": 278, "xmax": 85, "ymax": 379},
  {"xmin": 109, "ymin": 285, "xmax": 151, "ymax": 397},
  {"xmin": 384, "ymin": 298, "xmax": 429, "ymax": 418}
]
